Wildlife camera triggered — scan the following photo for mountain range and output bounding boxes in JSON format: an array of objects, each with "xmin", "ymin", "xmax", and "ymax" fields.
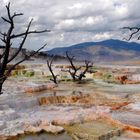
[{"xmin": 46, "ymin": 39, "xmax": 140, "ymax": 63}]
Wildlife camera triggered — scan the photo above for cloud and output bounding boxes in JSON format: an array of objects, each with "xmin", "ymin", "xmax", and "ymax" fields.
[
  {"xmin": 0, "ymin": 0, "xmax": 140, "ymax": 50},
  {"xmin": 3, "ymin": 0, "xmax": 10, "ymax": 4}
]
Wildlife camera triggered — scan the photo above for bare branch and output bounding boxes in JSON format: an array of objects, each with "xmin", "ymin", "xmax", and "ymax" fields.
[
  {"xmin": 47, "ymin": 56, "xmax": 58, "ymax": 84},
  {"xmin": 6, "ymin": 3, "xmax": 12, "ymax": 21},
  {"xmin": 0, "ymin": 35, "xmax": 6, "ymax": 43},
  {"xmin": 65, "ymin": 52, "xmax": 82, "ymax": 81},
  {"xmin": 0, "ymin": 45, "xmax": 5, "ymax": 48},
  {"xmin": 122, "ymin": 27, "xmax": 140, "ymax": 41},
  {"xmin": 10, "ymin": 29, "xmax": 50, "ymax": 39},
  {"xmin": 64, "ymin": 52, "xmax": 93, "ymax": 81},
  {"xmin": 0, "ymin": 31, "xmax": 6, "ymax": 36},
  {"xmin": 78, "ymin": 60, "xmax": 93, "ymax": 81},
  {"xmin": 0, "ymin": 50, "xmax": 6, "ymax": 60},
  {"xmin": 8, "ymin": 19, "xmax": 33, "ymax": 63},
  {"xmin": 5, "ymin": 44, "xmax": 47, "ymax": 77},
  {"xmin": 1, "ymin": 17, "xmax": 11, "ymax": 23},
  {"xmin": 0, "ymin": 32, "xmax": 7, "ymax": 44},
  {"xmin": 12, "ymin": 13, "xmax": 23, "ymax": 19},
  {"xmin": 66, "ymin": 51, "xmax": 77, "ymax": 71},
  {"xmin": 2, "ymin": 4, "xmax": 23, "ymax": 24}
]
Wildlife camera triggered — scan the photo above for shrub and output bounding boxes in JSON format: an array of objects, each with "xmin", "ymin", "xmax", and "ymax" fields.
[
  {"xmin": 24, "ymin": 71, "xmax": 35, "ymax": 77},
  {"xmin": 103, "ymin": 73, "xmax": 113, "ymax": 82}
]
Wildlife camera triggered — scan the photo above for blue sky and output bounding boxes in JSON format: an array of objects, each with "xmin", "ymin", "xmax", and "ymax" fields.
[{"xmin": 0, "ymin": 0, "xmax": 140, "ymax": 50}]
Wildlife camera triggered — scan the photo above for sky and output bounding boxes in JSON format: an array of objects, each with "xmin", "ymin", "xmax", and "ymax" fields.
[{"xmin": 0, "ymin": 0, "xmax": 140, "ymax": 50}]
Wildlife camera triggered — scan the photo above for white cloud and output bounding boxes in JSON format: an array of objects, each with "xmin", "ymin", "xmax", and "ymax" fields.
[
  {"xmin": 93, "ymin": 32, "xmax": 113, "ymax": 40},
  {"xmin": 86, "ymin": 16, "xmax": 104, "ymax": 25},
  {"xmin": 3, "ymin": 0, "xmax": 10, "ymax": 4},
  {"xmin": 0, "ymin": 0, "xmax": 140, "ymax": 50},
  {"xmin": 69, "ymin": 3, "xmax": 83, "ymax": 9}
]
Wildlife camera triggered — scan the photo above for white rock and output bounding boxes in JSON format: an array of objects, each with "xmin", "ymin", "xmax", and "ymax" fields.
[
  {"xmin": 24, "ymin": 125, "xmax": 42, "ymax": 133},
  {"xmin": 126, "ymin": 102, "xmax": 140, "ymax": 111},
  {"xmin": 41, "ymin": 124, "xmax": 64, "ymax": 134}
]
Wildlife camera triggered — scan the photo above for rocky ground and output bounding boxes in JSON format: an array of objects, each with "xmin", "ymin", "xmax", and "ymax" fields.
[{"xmin": 0, "ymin": 64, "xmax": 140, "ymax": 140}]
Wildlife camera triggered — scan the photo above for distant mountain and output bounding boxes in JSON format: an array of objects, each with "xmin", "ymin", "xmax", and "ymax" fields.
[{"xmin": 46, "ymin": 39, "xmax": 140, "ymax": 63}]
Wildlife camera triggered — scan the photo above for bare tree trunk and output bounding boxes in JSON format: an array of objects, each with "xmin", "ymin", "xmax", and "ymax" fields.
[
  {"xmin": 0, "ymin": 76, "xmax": 5, "ymax": 94},
  {"xmin": 47, "ymin": 56, "xmax": 58, "ymax": 84},
  {"xmin": 0, "ymin": 83, "xmax": 3, "ymax": 94}
]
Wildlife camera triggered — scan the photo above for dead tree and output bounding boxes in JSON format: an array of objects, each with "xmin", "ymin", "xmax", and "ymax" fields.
[
  {"xmin": 47, "ymin": 56, "xmax": 58, "ymax": 84},
  {"xmin": 0, "ymin": 3, "xmax": 50, "ymax": 94},
  {"xmin": 63, "ymin": 52, "xmax": 93, "ymax": 81},
  {"xmin": 65, "ymin": 52, "xmax": 81, "ymax": 81},
  {"xmin": 78, "ymin": 60, "xmax": 93, "ymax": 81},
  {"xmin": 122, "ymin": 27, "xmax": 140, "ymax": 41}
]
